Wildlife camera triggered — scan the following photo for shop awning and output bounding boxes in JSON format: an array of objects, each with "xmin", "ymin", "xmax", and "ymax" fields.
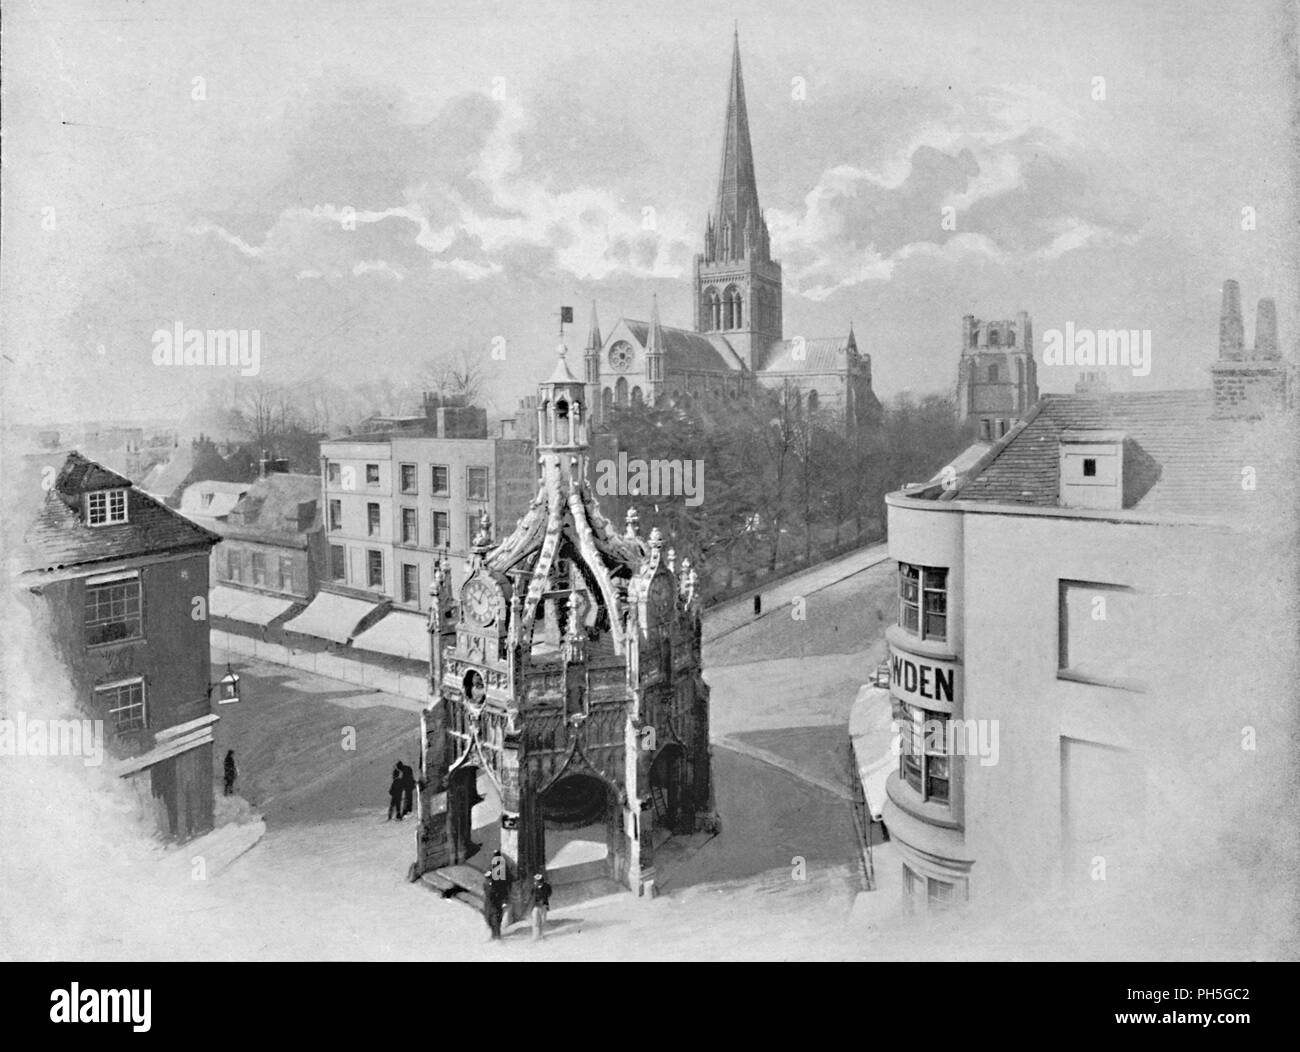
[
  {"xmin": 210, "ymin": 584, "xmax": 298, "ymax": 627},
  {"xmin": 282, "ymin": 591, "xmax": 381, "ymax": 644},
  {"xmin": 352, "ymin": 609, "xmax": 428, "ymax": 661}
]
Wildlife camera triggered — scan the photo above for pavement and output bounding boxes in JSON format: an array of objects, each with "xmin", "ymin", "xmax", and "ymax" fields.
[{"xmin": 703, "ymin": 542, "xmax": 890, "ymax": 644}]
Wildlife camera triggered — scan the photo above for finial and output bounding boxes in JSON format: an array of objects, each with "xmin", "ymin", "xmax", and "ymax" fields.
[
  {"xmin": 625, "ymin": 507, "xmax": 640, "ymax": 537},
  {"xmin": 666, "ymin": 547, "xmax": 676, "ymax": 573},
  {"xmin": 648, "ymin": 526, "xmax": 664, "ymax": 550}
]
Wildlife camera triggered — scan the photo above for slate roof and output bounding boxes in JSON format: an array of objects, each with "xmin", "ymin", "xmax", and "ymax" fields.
[
  {"xmin": 218, "ymin": 473, "xmax": 321, "ymax": 542},
  {"xmin": 945, "ymin": 390, "xmax": 1288, "ymax": 520},
  {"xmin": 138, "ymin": 444, "xmax": 195, "ymax": 497},
  {"xmin": 19, "ymin": 452, "xmax": 221, "ymax": 575},
  {"xmin": 179, "ymin": 480, "xmax": 251, "ymax": 521},
  {"xmin": 761, "ymin": 335, "xmax": 859, "ymax": 374},
  {"xmin": 623, "ymin": 320, "xmax": 745, "ymax": 373}
]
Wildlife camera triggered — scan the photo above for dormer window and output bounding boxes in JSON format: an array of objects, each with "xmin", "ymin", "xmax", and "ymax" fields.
[
  {"xmin": 86, "ymin": 488, "xmax": 128, "ymax": 526},
  {"xmin": 1059, "ymin": 431, "xmax": 1124, "ymax": 509}
]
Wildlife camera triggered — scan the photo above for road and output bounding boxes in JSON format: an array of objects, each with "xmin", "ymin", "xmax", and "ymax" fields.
[{"xmin": 15, "ymin": 544, "xmax": 899, "ymax": 960}]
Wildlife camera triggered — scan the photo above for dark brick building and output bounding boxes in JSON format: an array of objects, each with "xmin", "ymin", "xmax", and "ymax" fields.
[{"xmin": 15, "ymin": 452, "xmax": 222, "ymax": 840}]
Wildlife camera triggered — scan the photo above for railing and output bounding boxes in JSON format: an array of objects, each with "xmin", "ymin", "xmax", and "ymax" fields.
[{"xmin": 847, "ymin": 736, "xmax": 876, "ymax": 892}]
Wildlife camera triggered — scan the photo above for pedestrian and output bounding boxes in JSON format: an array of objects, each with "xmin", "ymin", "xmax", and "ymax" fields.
[
  {"xmin": 483, "ymin": 851, "xmax": 507, "ymax": 940},
  {"xmin": 531, "ymin": 871, "xmax": 552, "ymax": 941},
  {"xmin": 399, "ymin": 760, "xmax": 416, "ymax": 817},
  {"xmin": 387, "ymin": 764, "xmax": 404, "ymax": 821},
  {"xmin": 223, "ymin": 750, "xmax": 237, "ymax": 796}
]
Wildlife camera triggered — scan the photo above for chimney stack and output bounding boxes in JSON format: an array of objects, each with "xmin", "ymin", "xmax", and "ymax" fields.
[
  {"xmin": 1212, "ymin": 280, "xmax": 1289, "ymax": 418},
  {"xmin": 1219, "ymin": 279, "xmax": 1244, "ymax": 360},
  {"xmin": 1255, "ymin": 297, "xmax": 1278, "ymax": 359}
]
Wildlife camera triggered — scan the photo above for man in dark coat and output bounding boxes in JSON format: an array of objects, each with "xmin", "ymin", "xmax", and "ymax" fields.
[
  {"xmin": 399, "ymin": 761, "xmax": 416, "ymax": 817},
  {"xmin": 387, "ymin": 765, "xmax": 404, "ymax": 821},
  {"xmin": 223, "ymin": 751, "xmax": 237, "ymax": 796},
  {"xmin": 483, "ymin": 850, "xmax": 508, "ymax": 939}
]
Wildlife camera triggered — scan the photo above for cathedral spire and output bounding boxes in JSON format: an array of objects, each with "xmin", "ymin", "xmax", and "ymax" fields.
[{"xmin": 714, "ymin": 27, "xmax": 763, "ymax": 261}]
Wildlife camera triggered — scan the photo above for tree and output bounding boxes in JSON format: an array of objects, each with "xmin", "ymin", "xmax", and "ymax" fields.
[{"xmin": 420, "ymin": 342, "xmax": 485, "ymax": 406}]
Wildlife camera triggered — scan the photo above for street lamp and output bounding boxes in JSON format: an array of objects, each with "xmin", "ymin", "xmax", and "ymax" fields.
[{"xmin": 212, "ymin": 664, "xmax": 241, "ymax": 705}]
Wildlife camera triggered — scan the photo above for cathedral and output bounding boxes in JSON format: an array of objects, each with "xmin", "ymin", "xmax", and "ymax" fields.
[
  {"xmin": 413, "ymin": 345, "xmax": 717, "ymax": 916},
  {"xmin": 585, "ymin": 31, "xmax": 880, "ymax": 431}
]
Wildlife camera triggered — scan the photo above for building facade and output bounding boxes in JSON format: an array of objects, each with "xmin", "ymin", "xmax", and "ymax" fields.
[
  {"xmin": 956, "ymin": 311, "xmax": 1038, "ymax": 440},
  {"xmin": 319, "ymin": 417, "xmax": 534, "ymax": 612},
  {"xmin": 15, "ymin": 452, "xmax": 222, "ymax": 841},
  {"xmin": 585, "ymin": 32, "xmax": 879, "ymax": 431},
  {"xmin": 413, "ymin": 347, "xmax": 717, "ymax": 916},
  {"xmin": 207, "ymin": 470, "xmax": 325, "ymax": 637},
  {"xmin": 880, "ymin": 282, "xmax": 1293, "ymax": 913}
]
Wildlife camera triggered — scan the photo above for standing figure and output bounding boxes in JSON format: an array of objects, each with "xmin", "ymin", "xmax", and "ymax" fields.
[
  {"xmin": 399, "ymin": 761, "xmax": 416, "ymax": 817},
  {"xmin": 531, "ymin": 871, "xmax": 552, "ymax": 941},
  {"xmin": 387, "ymin": 764, "xmax": 404, "ymax": 821},
  {"xmin": 483, "ymin": 849, "xmax": 508, "ymax": 940},
  {"xmin": 223, "ymin": 750, "xmax": 237, "ymax": 796}
]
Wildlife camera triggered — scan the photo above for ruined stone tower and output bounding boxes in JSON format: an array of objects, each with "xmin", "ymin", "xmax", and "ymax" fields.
[{"xmin": 957, "ymin": 311, "xmax": 1039, "ymax": 439}]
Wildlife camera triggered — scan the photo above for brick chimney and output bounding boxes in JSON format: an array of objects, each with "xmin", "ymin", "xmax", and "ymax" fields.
[
  {"xmin": 1211, "ymin": 280, "xmax": 1290, "ymax": 418},
  {"xmin": 1218, "ymin": 279, "xmax": 1244, "ymax": 361}
]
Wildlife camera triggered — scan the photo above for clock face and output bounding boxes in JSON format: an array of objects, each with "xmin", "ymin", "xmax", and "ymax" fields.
[
  {"xmin": 608, "ymin": 341, "xmax": 634, "ymax": 371},
  {"xmin": 462, "ymin": 578, "xmax": 499, "ymax": 627},
  {"xmin": 650, "ymin": 577, "xmax": 674, "ymax": 621}
]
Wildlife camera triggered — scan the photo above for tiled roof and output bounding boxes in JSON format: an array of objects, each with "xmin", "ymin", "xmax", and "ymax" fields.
[
  {"xmin": 139, "ymin": 445, "xmax": 195, "ymax": 496},
  {"xmin": 761, "ymin": 335, "xmax": 857, "ymax": 374},
  {"xmin": 948, "ymin": 390, "xmax": 1289, "ymax": 519},
  {"xmin": 19, "ymin": 452, "xmax": 221, "ymax": 575},
  {"xmin": 219, "ymin": 473, "xmax": 321, "ymax": 539},
  {"xmin": 179, "ymin": 481, "xmax": 250, "ymax": 520},
  {"xmin": 623, "ymin": 321, "xmax": 745, "ymax": 373}
]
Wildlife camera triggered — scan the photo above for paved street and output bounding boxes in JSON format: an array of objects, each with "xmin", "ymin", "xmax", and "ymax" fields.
[
  {"xmin": 210, "ymin": 658, "xmax": 422, "ymax": 828},
  {"xmin": 140, "ymin": 546, "xmax": 900, "ymax": 959}
]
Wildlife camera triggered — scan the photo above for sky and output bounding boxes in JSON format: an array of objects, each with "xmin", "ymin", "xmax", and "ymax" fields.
[{"xmin": 2, "ymin": 0, "xmax": 1297, "ymax": 427}]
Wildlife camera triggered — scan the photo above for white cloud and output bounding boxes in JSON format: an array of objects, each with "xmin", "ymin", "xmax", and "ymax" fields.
[{"xmin": 352, "ymin": 260, "xmax": 405, "ymax": 280}]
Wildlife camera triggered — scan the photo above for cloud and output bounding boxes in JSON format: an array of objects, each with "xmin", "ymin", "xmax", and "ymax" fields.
[{"xmin": 767, "ymin": 84, "xmax": 1142, "ymax": 299}]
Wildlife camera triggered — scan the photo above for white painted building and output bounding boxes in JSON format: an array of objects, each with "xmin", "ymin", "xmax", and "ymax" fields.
[{"xmin": 880, "ymin": 312, "xmax": 1295, "ymax": 914}]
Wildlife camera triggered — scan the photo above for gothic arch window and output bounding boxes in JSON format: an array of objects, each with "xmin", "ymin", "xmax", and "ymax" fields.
[
  {"xmin": 1007, "ymin": 329, "xmax": 1016, "ymax": 347},
  {"xmin": 808, "ymin": 389, "xmax": 819, "ymax": 412},
  {"xmin": 733, "ymin": 289, "xmax": 743, "ymax": 329},
  {"xmin": 631, "ymin": 386, "xmax": 643, "ymax": 406},
  {"xmin": 723, "ymin": 285, "xmax": 739, "ymax": 329},
  {"xmin": 615, "ymin": 377, "xmax": 628, "ymax": 406},
  {"xmin": 704, "ymin": 286, "xmax": 721, "ymax": 331},
  {"xmin": 602, "ymin": 386, "xmax": 614, "ymax": 418},
  {"xmin": 988, "ymin": 364, "xmax": 999, "ymax": 383},
  {"xmin": 989, "ymin": 329, "xmax": 1001, "ymax": 348}
]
